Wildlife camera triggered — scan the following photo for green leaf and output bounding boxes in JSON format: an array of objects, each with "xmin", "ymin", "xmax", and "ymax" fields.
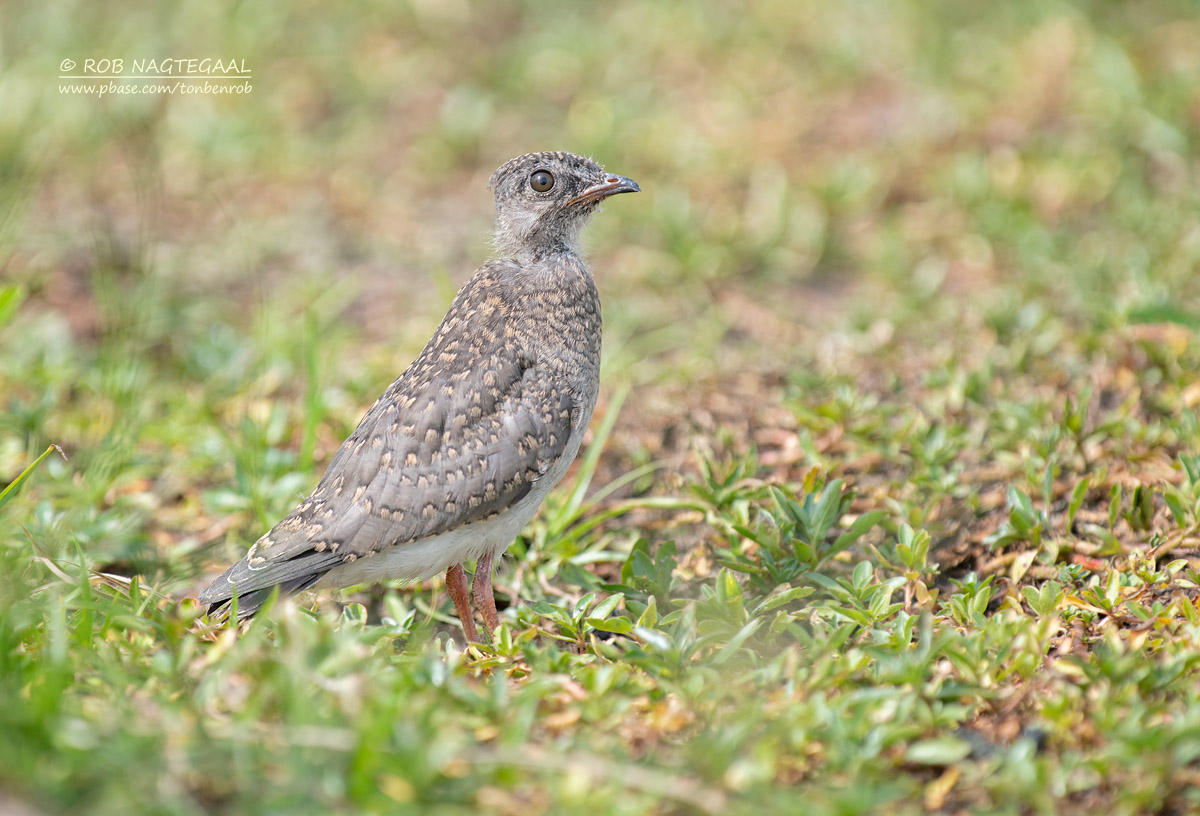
[
  {"xmin": 1181, "ymin": 454, "xmax": 1200, "ymax": 491},
  {"xmin": 715, "ymin": 568, "xmax": 745, "ymax": 623},
  {"xmin": 1022, "ymin": 581, "xmax": 1064, "ymax": 618},
  {"xmin": 1128, "ymin": 484, "xmax": 1155, "ymax": 531},
  {"xmin": 757, "ymin": 585, "xmax": 815, "ymax": 614},
  {"xmin": 586, "ymin": 616, "xmax": 633, "ymax": 635},
  {"xmin": 636, "ymin": 596, "xmax": 659, "ymax": 629},
  {"xmin": 1162, "ymin": 492, "xmax": 1188, "ymax": 527},
  {"xmin": 1007, "ymin": 486, "xmax": 1038, "ymax": 531},
  {"xmin": 573, "ymin": 593, "xmax": 598, "ymax": 618},
  {"xmin": 590, "ymin": 592, "xmax": 625, "ymax": 621},
  {"xmin": 905, "ymin": 737, "xmax": 972, "ymax": 765},
  {"xmin": 1066, "ymin": 476, "xmax": 1090, "ymax": 532},
  {"xmin": 340, "ymin": 603, "xmax": 368, "ymax": 629},
  {"xmin": 796, "ymin": 478, "xmax": 846, "ymax": 545},
  {"xmin": 1108, "ymin": 484, "xmax": 1122, "ymax": 529},
  {"xmin": 718, "ymin": 558, "xmax": 767, "ymax": 575},
  {"xmin": 828, "ymin": 606, "xmax": 873, "ymax": 627},
  {"xmin": 632, "ymin": 626, "xmax": 672, "ymax": 650},
  {"xmin": 895, "ymin": 523, "xmax": 931, "ymax": 571},
  {"xmin": 792, "ymin": 538, "xmax": 816, "ymax": 567}
]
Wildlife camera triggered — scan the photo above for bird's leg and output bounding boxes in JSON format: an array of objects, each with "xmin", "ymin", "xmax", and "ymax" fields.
[
  {"xmin": 446, "ymin": 563, "xmax": 479, "ymax": 643},
  {"xmin": 472, "ymin": 550, "xmax": 500, "ymax": 635}
]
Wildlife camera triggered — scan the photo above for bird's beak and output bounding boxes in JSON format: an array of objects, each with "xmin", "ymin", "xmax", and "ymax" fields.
[{"xmin": 567, "ymin": 174, "xmax": 641, "ymax": 207}]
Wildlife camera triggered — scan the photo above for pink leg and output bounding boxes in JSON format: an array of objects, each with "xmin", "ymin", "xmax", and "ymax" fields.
[
  {"xmin": 446, "ymin": 563, "xmax": 478, "ymax": 642},
  {"xmin": 472, "ymin": 550, "xmax": 500, "ymax": 634}
]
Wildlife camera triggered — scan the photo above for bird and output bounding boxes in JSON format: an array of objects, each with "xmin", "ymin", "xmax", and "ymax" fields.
[{"xmin": 198, "ymin": 151, "xmax": 639, "ymax": 641}]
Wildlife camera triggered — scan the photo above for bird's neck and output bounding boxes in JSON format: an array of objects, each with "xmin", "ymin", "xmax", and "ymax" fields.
[
  {"xmin": 494, "ymin": 217, "xmax": 586, "ymax": 265},
  {"xmin": 514, "ymin": 244, "xmax": 577, "ymax": 266}
]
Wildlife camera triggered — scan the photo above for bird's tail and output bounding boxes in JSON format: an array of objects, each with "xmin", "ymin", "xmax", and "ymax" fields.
[{"xmin": 198, "ymin": 564, "xmax": 323, "ymax": 622}]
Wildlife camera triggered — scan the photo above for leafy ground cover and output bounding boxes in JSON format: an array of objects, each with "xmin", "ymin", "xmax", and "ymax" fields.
[{"xmin": 3, "ymin": 1, "xmax": 1200, "ymax": 813}]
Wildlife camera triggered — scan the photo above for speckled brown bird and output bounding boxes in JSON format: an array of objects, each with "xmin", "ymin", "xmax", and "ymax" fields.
[{"xmin": 198, "ymin": 151, "xmax": 639, "ymax": 641}]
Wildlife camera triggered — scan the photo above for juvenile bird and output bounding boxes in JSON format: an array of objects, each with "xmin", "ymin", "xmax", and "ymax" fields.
[{"xmin": 198, "ymin": 152, "xmax": 639, "ymax": 641}]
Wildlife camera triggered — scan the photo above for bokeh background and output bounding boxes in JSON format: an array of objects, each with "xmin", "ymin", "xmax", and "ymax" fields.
[
  {"xmin": 6, "ymin": 0, "xmax": 1197, "ymax": 558},
  {"xmin": 3, "ymin": 0, "xmax": 1200, "ymax": 813}
]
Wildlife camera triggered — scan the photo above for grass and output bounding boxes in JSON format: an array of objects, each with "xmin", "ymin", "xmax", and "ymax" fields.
[{"xmin": 4, "ymin": 0, "xmax": 1200, "ymax": 813}]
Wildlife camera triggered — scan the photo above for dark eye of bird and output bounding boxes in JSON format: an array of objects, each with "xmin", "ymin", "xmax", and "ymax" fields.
[{"xmin": 530, "ymin": 170, "xmax": 554, "ymax": 192}]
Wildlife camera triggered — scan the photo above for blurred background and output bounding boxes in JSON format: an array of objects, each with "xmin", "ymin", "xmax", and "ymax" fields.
[
  {"xmin": 5, "ymin": 2, "xmax": 1200, "ymax": 813},
  {"xmin": 2, "ymin": 0, "xmax": 1198, "ymax": 579}
]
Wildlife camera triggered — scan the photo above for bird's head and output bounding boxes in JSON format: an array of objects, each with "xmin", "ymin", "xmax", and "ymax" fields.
[{"xmin": 489, "ymin": 151, "xmax": 639, "ymax": 262}]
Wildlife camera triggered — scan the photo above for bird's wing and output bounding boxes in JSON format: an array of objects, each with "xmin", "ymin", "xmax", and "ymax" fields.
[{"xmin": 198, "ymin": 262, "xmax": 579, "ymax": 610}]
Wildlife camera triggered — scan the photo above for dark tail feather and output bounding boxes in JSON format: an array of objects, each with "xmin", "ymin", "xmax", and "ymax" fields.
[
  {"xmin": 202, "ymin": 576, "xmax": 323, "ymax": 622},
  {"xmin": 198, "ymin": 548, "xmax": 342, "ymax": 623}
]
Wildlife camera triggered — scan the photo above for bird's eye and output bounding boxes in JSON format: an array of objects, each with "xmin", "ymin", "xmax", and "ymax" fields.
[{"xmin": 530, "ymin": 170, "xmax": 554, "ymax": 192}]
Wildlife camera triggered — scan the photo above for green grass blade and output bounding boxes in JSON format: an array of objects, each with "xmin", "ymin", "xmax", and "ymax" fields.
[
  {"xmin": 0, "ymin": 283, "xmax": 25, "ymax": 329},
  {"xmin": 0, "ymin": 444, "xmax": 64, "ymax": 513}
]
